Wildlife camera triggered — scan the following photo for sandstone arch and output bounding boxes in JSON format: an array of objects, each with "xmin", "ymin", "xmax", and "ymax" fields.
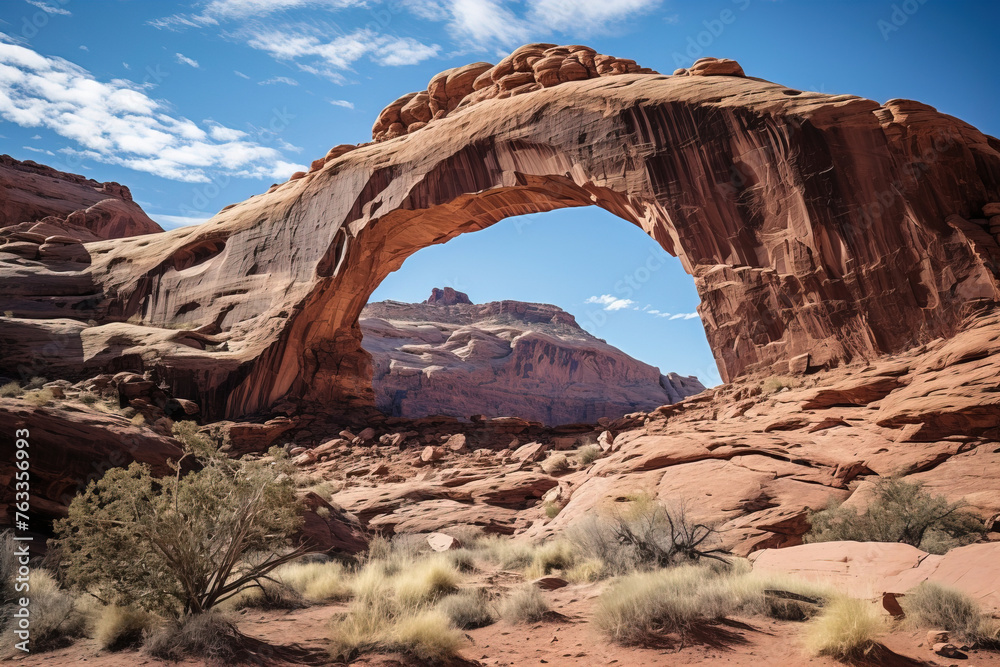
[{"xmin": 6, "ymin": 50, "xmax": 1000, "ymax": 419}]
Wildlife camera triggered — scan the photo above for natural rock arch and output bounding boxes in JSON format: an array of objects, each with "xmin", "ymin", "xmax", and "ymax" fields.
[{"xmin": 11, "ymin": 49, "xmax": 1000, "ymax": 419}]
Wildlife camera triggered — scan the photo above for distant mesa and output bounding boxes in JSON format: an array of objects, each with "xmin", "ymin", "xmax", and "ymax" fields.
[{"xmin": 425, "ymin": 286, "xmax": 472, "ymax": 306}]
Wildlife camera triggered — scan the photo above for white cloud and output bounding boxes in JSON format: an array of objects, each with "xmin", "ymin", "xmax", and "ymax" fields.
[
  {"xmin": 0, "ymin": 40, "xmax": 305, "ymax": 183},
  {"xmin": 78, "ymin": 45, "xmax": 88, "ymax": 51},
  {"xmin": 527, "ymin": 0, "xmax": 661, "ymax": 33},
  {"xmin": 150, "ymin": 0, "xmax": 368, "ymax": 29},
  {"xmin": 233, "ymin": 70, "xmax": 250, "ymax": 79},
  {"xmin": 175, "ymin": 52, "xmax": 200, "ymax": 68},
  {"xmin": 25, "ymin": 0, "xmax": 71, "ymax": 16},
  {"xmin": 668, "ymin": 312, "xmax": 700, "ymax": 320},
  {"xmin": 329, "ymin": 99, "xmax": 354, "ymax": 109},
  {"xmin": 242, "ymin": 26, "xmax": 440, "ymax": 82},
  {"xmin": 22, "ymin": 145, "xmax": 54, "ymax": 155},
  {"xmin": 586, "ymin": 294, "xmax": 635, "ymax": 311},
  {"xmin": 258, "ymin": 76, "xmax": 298, "ymax": 86},
  {"xmin": 446, "ymin": 0, "xmax": 531, "ymax": 48}
]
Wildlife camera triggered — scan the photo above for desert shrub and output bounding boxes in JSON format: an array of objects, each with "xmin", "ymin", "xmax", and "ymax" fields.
[
  {"xmin": 901, "ymin": 582, "xmax": 998, "ymax": 645},
  {"xmin": 577, "ymin": 444, "xmax": 601, "ymax": 465},
  {"xmin": 497, "ymin": 585, "xmax": 548, "ymax": 624},
  {"xmin": 567, "ymin": 497, "xmax": 727, "ymax": 576},
  {"xmin": 170, "ymin": 420, "xmax": 215, "ymax": 454},
  {"xmin": 524, "ymin": 540, "xmax": 575, "ymax": 580},
  {"xmin": 437, "ymin": 588, "xmax": 494, "ymax": 629},
  {"xmin": 94, "ymin": 605, "xmax": 156, "ymax": 651},
  {"xmin": 144, "ymin": 611, "xmax": 244, "ymax": 661},
  {"xmin": 762, "ymin": 376, "xmax": 798, "ymax": 393},
  {"xmin": 53, "ymin": 437, "xmax": 304, "ymax": 616},
  {"xmin": 0, "ymin": 381, "xmax": 23, "ymax": 398},
  {"xmin": 130, "ymin": 413, "xmax": 146, "ymax": 426},
  {"xmin": 26, "ymin": 376, "xmax": 48, "ymax": 390},
  {"xmin": 473, "ymin": 536, "xmax": 536, "ymax": 570},
  {"xmin": 227, "ymin": 579, "xmax": 305, "ymax": 611},
  {"xmin": 275, "ymin": 560, "xmax": 351, "ymax": 602},
  {"xmin": 543, "ymin": 501, "xmax": 562, "ymax": 519},
  {"xmin": 78, "ymin": 391, "xmax": 98, "ymax": 405},
  {"xmin": 329, "ymin": 598, "xmax": 463, "ymax": 663},
  {"xmin": 565, "ymin": 558, "xmax": 604, "ymax": 583},
  {"xmin": 541, "ymin": 453, "xmax": 570, "ymax": 475},
  {"xmin": 806, "ymin": 477, "xmax": 985, "ymax": 554},
  {"xmin": 394, "ymin": 556, "xmax": 461, "ymax": 606},
  {"xmin": 24, "ymin": 388, "xmax": 54, "ymax": 407},
  {"xmin": 804, "ymin": 596, "xmax": 883, "ymax": 660},
  {"xmin": 445, "ymin": 548, "xmax": 477, "ymax": 573}
]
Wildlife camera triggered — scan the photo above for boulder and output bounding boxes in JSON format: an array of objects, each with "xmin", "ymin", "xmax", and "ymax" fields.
[{"xmin": 426, "ymin": 532, "xmax": 462, "ymax": 551}]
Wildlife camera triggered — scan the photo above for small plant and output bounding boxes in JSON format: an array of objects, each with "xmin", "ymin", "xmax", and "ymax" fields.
[
  {"xmin": 525, "ymin": 540, "xmax": 575, "ymax": 580},
  {"xmin": 24, "ymin": 388, "xmax": 55, "ymax": 407},
  {"xmin": 568, "ymin": 497, "xmax": 727, "ymax": 575},
  {"xmin": 806, "ymin": 477, "xmax": 985, "ymax": 554},
  {"xmin": 804, "ymin": 596, "xmax": 883, "ymax": 660},
  {"xmin": 497, "ymin": 585, "xmax": 548, "ymax": 624},
  {"xmin": 78, "ymin": 391, "xmax": 98, "ymax": 405},
  {"xmin": 26, "ymin": 376, "xmax": 48, "ymax": 390},
  {"xmin": 130, "ymin": 413, "xmax": 146, "ymax": 427},
  {"xmin": 541, "ymin": 453, "xmax": 570, "ymax": 475},
  {"xmin": 473, "ymin": 536, "xmax": 536, "ymax": 570},
  {"xmin": 901, "ymin": 582, "xmax": 998, "ymax": 645},
  {"xmin": 393, "ymin": 556, "xmax": 461, "ymax": 606},
  {"xmin": 143, "ymin": 612, "xmax": 244, "ymax": 661},
  {"xmin": 577, "ymin": 444, "xmax": 601, "ymax": 465},
  {"xmin": 3, "ymin": 310, "xmax": 12, "ymax": 318},
  {"xmin": 276, "ymin": 561, "xmax": 352, "ymax": 602},
  {"xmin": 437, "ymin": 588, "xmax": 494, "ymax": 629},
  {"xmin": 0, "ymin": 381, "xmax": 23, "ymax": 398},
  {"xmin": 390, "ymin": 609, "xmax": 464, "ymax": 662},
  {"xmin": 94, "ymin": 605, "xmax": 156, "ymax": 651},
  {"xmin": 543, "ymin": 501, "xmax": 562, "ymax": 519},
  {"xmin": 762, "ymin": 375, "xmax": 798, "ymax": 393},
  {"xmin": 226, "ymin": 580, "xmax": 304, "ymax": 611}
]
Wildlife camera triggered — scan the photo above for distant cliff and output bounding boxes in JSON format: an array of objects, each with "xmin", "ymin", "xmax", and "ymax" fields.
[{"xmin": 360, "ymin": 289, "xmax": 705, "ymax": 425}]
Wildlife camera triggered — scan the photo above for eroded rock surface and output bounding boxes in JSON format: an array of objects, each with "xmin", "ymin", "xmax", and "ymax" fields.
[{"xmin": 361, "ymin": 291, "xmax": 704, "ymax": 425}]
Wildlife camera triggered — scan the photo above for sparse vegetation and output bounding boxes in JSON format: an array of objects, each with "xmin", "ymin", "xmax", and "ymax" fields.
[
  {"xmin": 543, "ymin": 501, "xmax": 562, "ymax": 519},
  {"xmin": 0, "ymin": 381, "xmax": 23, "ymax": 398},
  {"xmin": 497, "ymin": 585, "xmax": 548, "ymax": 624},
  {"xmin": 577, "ymin": 444, "xmax": 601, "ymax": 465},
  {"xmin": 26, "ymin": 375, "xmax": 48, "ymax": 389},
  {"xmin": 275, "ymin": 560, "xmax": 352, "ymax": 602},
  {"xmin": 24, "ymin": 388, "xmax": 55, "ymax": 406},
  {"xmin": 806, "ymin": 477, "xmax": 985, "ymax": 554},
  {"xmin": 762, "ymin": 375, "xmax": 799, "ymax": 393},
  {"xmin": 437, "ymin": 588, "xmax": 494, "ymax": 629},
  {"xmin": 53, "ymin": 437, "xmax": 303, "ymax": 618},
  {"xmin": 524, "ymin": 540, "xmax": 575, "ymax": 580},
  {"xmin": 94, "ymin": 605, "xmax": 156, "ymax": 651},
  {"xmin": 803, "ymin": 596, "xmax": 883, "ymax": 660},
  {"xmin": 78, "ymin": 391, "xmax": 98, "ymax": 405},
  {"xmin": 902, "ymin": 582, "xmax": 1000, "ymax": 646},
  {"xmin": 143, "ymin": 611, "xmax": 245, "ymax": 661},
  {"xmin": 568, "ymin": 496, "xmax": 727, "ymax": 577},
  {"xmin": 130, "ymin": 413, "xmax": 146, "ymax": 426},
  {"xmin": 541, "ymin": 453, "xmax": 570, "ymax": 475},
  {"xmin": 12, "ymin": 569, "xmax": 84, "ymax": 652}
]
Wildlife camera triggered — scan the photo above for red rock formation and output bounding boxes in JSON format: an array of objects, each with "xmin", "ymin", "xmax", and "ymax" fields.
[
  {"xmin": 1, "ymin": 48, "xmax": 999, "ymax": 419},
  {"xmin": 0, "ymin": 154, "xmax": 162, "ymax": 240},
  {"xmin": 361, "ymin": 292, "xmax": 705, "ymax": 425}
]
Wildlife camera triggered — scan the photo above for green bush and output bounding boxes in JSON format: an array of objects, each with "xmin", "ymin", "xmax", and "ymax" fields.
[
  {"xmin": 54, "ymin": 438, "xmax": 303, "ymax": 617},
  {"xmin": 805, "ymin": 477, "xmax": 985, "ymax": 554}
]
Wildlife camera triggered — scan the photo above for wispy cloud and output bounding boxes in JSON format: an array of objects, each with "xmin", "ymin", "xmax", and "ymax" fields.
[
  {"xmin": 22, "ymin": 145, "xmax": 54, "ymax": 156},
  {"xmin": 527, "ymin": 0, "xmax": 661, "ymax": 34},
  {"xmin": 0, "ymin": 39, "xmax": 305, "ymax": 183},
  {"xmin": 149, "ymin": 0, "xmax": 368, "ymax": 29},
  {"xmin": 155, "ymin": 213, "xmax": 214, "ymax": 229},
  {"xmin": 175, "ymin": 52, "xmax": 200, "ymax": 68},
  {"xmin": 586, "ymin": 294, "xmax": 636, "ymax": 311},
  {"xmin": 25, "ymin": 0, "xmax": 71, "ymax": 16},
  {"xmin": 329, "ymin": 99, "xmax": 354, "ymax": 109},
  {"xmin": 233, "ymin": 70, "xmax": 250, "ymax": 79},
  {"xmin": 258, "ymin": 75, "xmax": 298, "ymax": 86}
]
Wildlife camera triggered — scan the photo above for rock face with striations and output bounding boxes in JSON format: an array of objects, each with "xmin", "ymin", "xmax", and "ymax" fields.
[
  {"xmin": 361, "ymin": 291, "xmax": 704, "ymax": 425},
  {"xmin": 1, "ymin": 46, "xmax": 999, "ymax": 419}
]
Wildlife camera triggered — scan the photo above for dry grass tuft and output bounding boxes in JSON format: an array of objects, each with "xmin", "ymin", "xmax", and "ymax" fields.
[
  {"xmin": 143, "ymin": 612, "xmax": 244, "ymax": 661},
  {"xmin": 803, "ymin": 596, "xmax": 883, "ymax": 660},
  {"xmin": 24, "ymin": 388, "xmax": 55, "ymax": 407},
  {"xmin": 94, "ymin": 605, "xmax": 156, "ymax": 651},
  {"xmin": 902, "ymin": 581, "xmax": 999, "ymax": 645},
  {"xmin": 276, "ymin": 560, "xmax": 352, "ymax": 602},
  {"xmin": 541, "ymin": 453, "xmax": 570, "ymax": 475},
  {"xmin": 437, "ymin": 588, "xmax": 494, "ymax": 629},
  {"xmin": 0, "ymin": 381, "xmax": 23, "ymax": 398},
  {"xmin": 497, "ymin": 585, "xmax": 548, "ymax": 624}
]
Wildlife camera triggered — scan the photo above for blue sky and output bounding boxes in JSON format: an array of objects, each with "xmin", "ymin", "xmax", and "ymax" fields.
[{"xmin": 0, "ymin": 1, "xmax": 997, "ymax": 385}]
